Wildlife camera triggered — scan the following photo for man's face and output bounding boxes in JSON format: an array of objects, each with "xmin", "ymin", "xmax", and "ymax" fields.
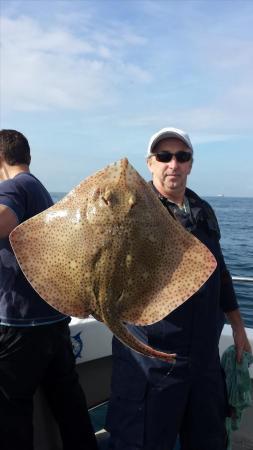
[{"xmin": 147, "ymin": 138, "xmax": 193, "ymax": 198}]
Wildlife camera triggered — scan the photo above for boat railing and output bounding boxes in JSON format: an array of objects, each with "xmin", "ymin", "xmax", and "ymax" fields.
[{"xmin": 232, "ymin": 276, "xmax": 253, "ymax": 283}]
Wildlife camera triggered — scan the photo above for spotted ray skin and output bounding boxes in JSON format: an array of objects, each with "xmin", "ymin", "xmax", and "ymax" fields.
[{"xmin": 10, "ymin": 158, "xmax": 217, "ymax": 362}]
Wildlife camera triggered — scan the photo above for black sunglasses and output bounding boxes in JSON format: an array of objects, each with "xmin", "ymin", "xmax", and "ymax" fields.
[{"xmin": 154, "ymin": 151, "xmax": 192, "ymax": 163}]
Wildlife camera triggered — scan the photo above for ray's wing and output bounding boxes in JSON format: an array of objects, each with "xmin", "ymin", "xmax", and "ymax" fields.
[{"xmin": 9, "ymin": 173, "xmax": 105, "ymax": 317}]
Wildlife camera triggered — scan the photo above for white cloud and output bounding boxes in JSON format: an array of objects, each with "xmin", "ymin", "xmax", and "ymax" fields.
[
  {"xmin": 1, "ymin": 13, "xmax": 151, "ymax": 112},
  {"xmin": 117, "ymin": 100, "xmax": 253, "ymax": 144},
  {"xmin": 124, "ymin": 63, "xmax": 152, "ymax": 83},
  {"xmin": 1, "ymin": 1, "xmax": 253, "ymax": 142},
  {"xmin": 2, "ymin": 16, "xmax": 94, "ymax": 54}
]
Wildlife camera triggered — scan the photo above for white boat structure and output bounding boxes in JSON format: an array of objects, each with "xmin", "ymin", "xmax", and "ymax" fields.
[{"xmin": 34, "ymin": 277, "xmax": 253, "ymax": 450}]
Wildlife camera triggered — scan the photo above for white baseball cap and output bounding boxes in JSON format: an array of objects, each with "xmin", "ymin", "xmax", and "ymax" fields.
[{"xmin": 147, "ymin": 127, "xmax": 193, "ymax": 157}]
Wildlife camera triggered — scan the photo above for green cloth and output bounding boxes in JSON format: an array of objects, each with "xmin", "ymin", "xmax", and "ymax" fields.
[{"xmin": 221, "ymin": 345, "xmax": 253, "ymax": 450}]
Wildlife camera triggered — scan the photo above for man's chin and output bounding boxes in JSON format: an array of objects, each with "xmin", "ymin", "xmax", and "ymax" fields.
[{"xmin": 165, "ymin": 181, "xmax": 179, "ymax": 190}]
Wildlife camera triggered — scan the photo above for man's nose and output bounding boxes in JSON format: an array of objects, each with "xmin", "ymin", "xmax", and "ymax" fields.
[{"xmin": 168, "ymin": 155, "xmax": 179, "ymax": 167}]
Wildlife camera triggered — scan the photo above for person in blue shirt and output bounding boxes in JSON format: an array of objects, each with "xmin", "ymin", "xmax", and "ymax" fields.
[
  {"xmin": 105, "ymin": 127, "xmax": 252, "ymax": 450},
  {"xmin": 0, "ymin": 129, "xmax": 98, "ymax": 450}
]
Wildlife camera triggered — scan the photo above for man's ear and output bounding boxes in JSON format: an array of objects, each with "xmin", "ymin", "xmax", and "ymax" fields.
[
  {"xmin": 147, "ymin": 157, "xmax": 154, "ymax": 174},
  {"xmin": 188, "ymin": 157, "xmax": 193, "ymax": 174}
]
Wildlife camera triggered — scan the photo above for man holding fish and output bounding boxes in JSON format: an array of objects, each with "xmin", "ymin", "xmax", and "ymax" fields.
[{"xmin": 105, "ymin": 127, "xmax": 251, "ymax": 450}]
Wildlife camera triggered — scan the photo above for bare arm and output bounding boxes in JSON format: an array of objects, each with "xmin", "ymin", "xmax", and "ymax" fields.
[
  {"xmin": 225, "ymin": 308, "xmax": 252, "ymax": 363},
  {"xmin": 0, "ymin": 205, "xmax": 18, "ymax": 239}
]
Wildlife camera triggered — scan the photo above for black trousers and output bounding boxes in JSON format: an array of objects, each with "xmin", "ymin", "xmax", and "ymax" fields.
[
  {"xmin": 106, "ymin": 357, "xmax": 228, "ymax": 450},
  {"xmin": 0, "ymin": 319, "xmax": 98, "ymax": 450}
]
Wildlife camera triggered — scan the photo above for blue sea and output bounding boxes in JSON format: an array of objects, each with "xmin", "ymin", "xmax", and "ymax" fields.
[
  {"xmin": 206, "ymin": 196, "xmax": 253, "ymax": 329},
  {"xmin": 51, "ymin": 193, "xmax": 253, "ymax": 329}
]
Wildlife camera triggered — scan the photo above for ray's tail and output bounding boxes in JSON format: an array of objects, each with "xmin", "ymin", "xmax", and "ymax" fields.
[{"xmin": 103, "ymin": 311, "xmax": 176, "ymax": 362}]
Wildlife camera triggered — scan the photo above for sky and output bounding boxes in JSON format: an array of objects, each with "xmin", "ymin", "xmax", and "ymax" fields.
[{"xmin": 1, "ymin": 0, "xmax": 253, "ymax": 196}]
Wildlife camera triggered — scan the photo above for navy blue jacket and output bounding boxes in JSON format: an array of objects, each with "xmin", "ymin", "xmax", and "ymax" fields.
[{"xmin": 110, "ymin": 187, "xmax": 238, "ymax": 383}]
